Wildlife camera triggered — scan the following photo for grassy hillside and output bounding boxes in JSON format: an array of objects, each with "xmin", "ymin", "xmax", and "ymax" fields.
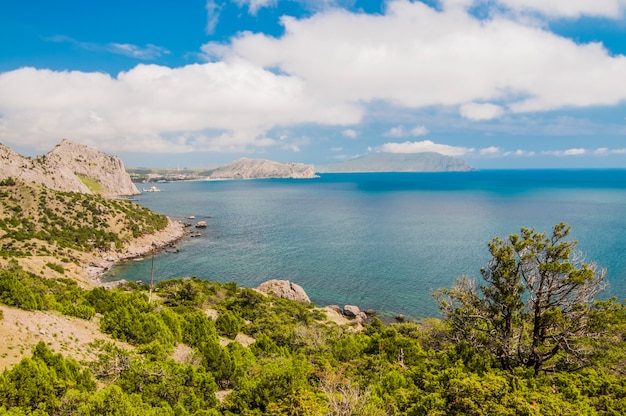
[{"xmin": 0, "ymin": 178, "xmax": 168, "ymax": 281}]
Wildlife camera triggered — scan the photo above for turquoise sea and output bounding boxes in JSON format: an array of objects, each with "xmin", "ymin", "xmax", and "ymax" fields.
[{"xmin": 105, "ymin": 170, "xmax": 626, "ymax": 319}]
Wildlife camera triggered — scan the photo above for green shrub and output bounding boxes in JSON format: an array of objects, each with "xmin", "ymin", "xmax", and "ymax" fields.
[{"xmin": 45, "ymin": 262, "xmax": 65, "ymax": 274}]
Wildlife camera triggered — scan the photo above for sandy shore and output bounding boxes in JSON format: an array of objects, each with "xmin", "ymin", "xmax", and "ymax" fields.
[{"xmin": 85, "ymin": 218, "xmax": 187, "ymax": 285}]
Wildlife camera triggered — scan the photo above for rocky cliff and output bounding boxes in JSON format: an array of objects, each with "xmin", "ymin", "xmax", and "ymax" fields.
[
  {"xmin": 0, "ymin": 140, "xmax": 139, "ymax": 196},
  {"xmin": 207, "ymin": 158, "xmax": 317, "ymax": 179},
  {"xmin": 43, "ymin": 140, "xmax": 139, "ymax": 196}
]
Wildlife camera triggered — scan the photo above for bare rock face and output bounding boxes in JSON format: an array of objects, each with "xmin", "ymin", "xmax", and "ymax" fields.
[
  {"xmin": 208, "ymin": 158, "xmax": 317, "ymax": 179},
  {"xmin": 257, "ymin": 279, "xmax": 311, "ymax": 303},
  {"xmin": 0, "ymin": 143, "xmax": 90, "ymax": 193},
  {"xmin": 43, "ymin": 140, "xmax": 139, "ymax": 196},
  {"xmin": 343, "ymin": 305, "xmax": 361, "ymax": 318},
  {"xmin": 0, "ymin": 140, "xmax": 139, "ymax": 197}
]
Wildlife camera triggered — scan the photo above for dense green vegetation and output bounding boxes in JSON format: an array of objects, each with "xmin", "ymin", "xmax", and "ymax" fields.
[
  {"xmin": 0, "ymin": 180, "xmax": 168, "ymax": 259},
  {"xmin": 1, "ymin": 222, "xmax": 625, "ymax": 415}
]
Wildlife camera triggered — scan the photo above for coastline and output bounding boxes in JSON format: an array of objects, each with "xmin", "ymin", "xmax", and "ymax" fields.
[{"xmin": 85, "ymin": 218, "xmax": 187, "ymax": 285}]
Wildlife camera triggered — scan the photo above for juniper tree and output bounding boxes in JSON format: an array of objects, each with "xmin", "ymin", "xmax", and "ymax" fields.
[{"xmin": 435, "ymin": 223, "xmax": 607, "ymax": 373}]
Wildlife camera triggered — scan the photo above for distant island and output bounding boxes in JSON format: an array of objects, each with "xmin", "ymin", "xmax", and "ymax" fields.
[{"xmin": 317, "ymin": 152, "xmax": 473, "ymax": 173}]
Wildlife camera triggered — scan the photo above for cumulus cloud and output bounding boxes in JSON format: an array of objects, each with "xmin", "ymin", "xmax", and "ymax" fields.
[
  {"xmin": 377, "ymin": 140, "xmax": 474, "ymax": 156},
  {"xmin": 410, "ymin": 125, "xmax": 429, "ymax": 136},
  {"xmin": 6, "ymin": 0, "xmax": 626, "ymax": 156},
  {"xmin": 460, "ymin": 103, "xmax": 505, "ymax": 121},
  {"xmin": 0, "ymin": 64, "xmax": 361, "ymax": 153},
  {"xmin": 214, "ymin": 0, "xmax": 626, "ymax": 114},
  {"xmin": 479, "ymin": 146, "xmax": 501, "ymax": 155}
]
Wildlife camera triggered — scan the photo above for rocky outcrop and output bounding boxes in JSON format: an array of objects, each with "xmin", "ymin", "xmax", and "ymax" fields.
[
  {"xmin": 0, "ymin": 140, "xmax": 139, "ymax": 197},
  {"xmin": 43, "ymin": 140, "xmax": 139, "ymax": 196},
  {"xmin": 207, "ymin": 158, "xmax": 317, "ymax": 179},
  {"xmin": 343, "ymin": 305, "xmax": 369, "ymax": 324},
  {"xmin": 0, "ymin": 143, "xmax": 90, "ymax": 193},
  {"xmin": 256, "ymin": 279, "xmax": 311, "ymax": 303}
]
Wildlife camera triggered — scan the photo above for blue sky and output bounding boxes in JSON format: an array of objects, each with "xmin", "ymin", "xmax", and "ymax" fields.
[{"xmin": 1, "ymin": 0, "xmax": 626, "ymax": 169}]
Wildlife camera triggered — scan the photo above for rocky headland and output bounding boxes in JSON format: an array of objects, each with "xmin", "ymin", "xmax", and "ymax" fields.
[
  {"xmin": 0, "ymin": 140, "xmax": 183, "ymax": 286},
  {"xmin": 0, "ymin": 139, "xmax": 139, "ymax": 196},
  {"xmin": 206, "ymin": 158, "xmax": 317, "ymax": 179}
]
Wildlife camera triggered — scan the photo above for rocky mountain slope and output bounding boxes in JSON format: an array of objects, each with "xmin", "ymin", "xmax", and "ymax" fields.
[
  {"xmin": 0, "ymin": 140, "xmax": 139, "ymax": 196},
  {"xmin": 206, "ymin": 158, "xmax": 317, "ymax": 179},
  {"xmin": 318, "ymin": 152, "xmax": 473, "ymax": 172},
  {"xmin": 0, "ymin": 142, "xmax": 90, "ymax": 193}
]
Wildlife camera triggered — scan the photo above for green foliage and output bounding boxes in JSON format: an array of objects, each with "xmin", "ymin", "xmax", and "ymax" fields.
[
  {"xmin": 436, "ymin": 223, "xmax": 607, "ymax": 373},
  {"xmin": 0, "ymin": 342, "xmax": 95, "ymax": 413},
  {"xmin": 0, "ymin": 269, "xmax": 44, "ymax": 310},
  {"xmin": 75, "ymin": 174, "xmax": 103, "ymax": 194},
  {"xmin": 0, "ymin": 177, "xmax": 16, "ymax": 187},
  {"xmin": 216, "ymin": 309, "xmax": 244, "ymax": 339},
  {"xmin": 97, "ymin": 291, "xmax": 180, "ymax": 347},
  {"xmin": 0, "ymin": 181, "xmax": 168, "ymax": 258},
  {"xmin": 44, "ymin": 263, "xmax": 64, "ymax": 274},
  {"xmin": 0, "ymin": 265, "xmax": 97, "ymax": 320}
]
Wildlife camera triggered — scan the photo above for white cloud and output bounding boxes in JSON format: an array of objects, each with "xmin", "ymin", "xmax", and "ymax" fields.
[
  {"xmin": 460, "ymin": 103, "xmax": 504, "ymax": 121},
  {"xmin": 594, "ymin": 147, "xmax": 626, "ymax": 155},
  {"xmin": 383, "ymin": 124, "xmax": 428, "ymax": 138},
  {"xmin": 480, "ymin": 146, "xmax": 501, "ymax": 155},
  {"xmin": 410, "ymin": 125, "xmax": 429, "ymax": 136},
  {"xmin": 377, "ymin": 140, "xmax": 474, "ymax": 156},
  {"xmin": 342, "ymin": 128, "xmax": 358, "ymax": 138},
  {"xmin": 0, "ymin": 64, "xmax": 361, "ymax": 153},
  {"xmin": 47, "ymin": 35, "xmax": 169, "ymax": 60},
  {"xmin": 542, "ymin": 148, "xmax": 587, "ymax": 156},
  {"xmin": 564, "ymin": 148, "xmax": 586, "ymax": 155},
  {"xmin": 213, "ymin": 0, "xmax": 626, "ymax": 115},
  {"xmin": 7, "ymin": 0, "xmax": 626, "ymax": 156},
  {"xmin": 497, "ymin": 0, "xmax": 626, "ymax": 18},
  {"xmin": 384, "ymin": 126, "xmax": 405, "ymax": 138},
  {"xmin": 108, "ymin": 43, "xmax": 170, "ymax": 60},
  {"xmin": 331, "ymin": 146, "xmax": 343, "ymax": 152},
  {"xmin": 235, "ymin": 0, "xmax": 277, "ymax": 14},
  {"xmin": 205, "ymin": 0, "xmax": 222, "ymax": 34}
]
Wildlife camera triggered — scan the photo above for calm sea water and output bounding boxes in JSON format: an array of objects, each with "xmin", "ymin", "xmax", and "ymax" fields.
[{"xmin": 105, "ymin": 170, "xmax": 626, "ymax": 319}]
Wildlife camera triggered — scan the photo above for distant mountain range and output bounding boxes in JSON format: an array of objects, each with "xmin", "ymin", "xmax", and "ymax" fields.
[{"xmin": 317, "ymin": 152, "xmax": 473, "ymax": 173}]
